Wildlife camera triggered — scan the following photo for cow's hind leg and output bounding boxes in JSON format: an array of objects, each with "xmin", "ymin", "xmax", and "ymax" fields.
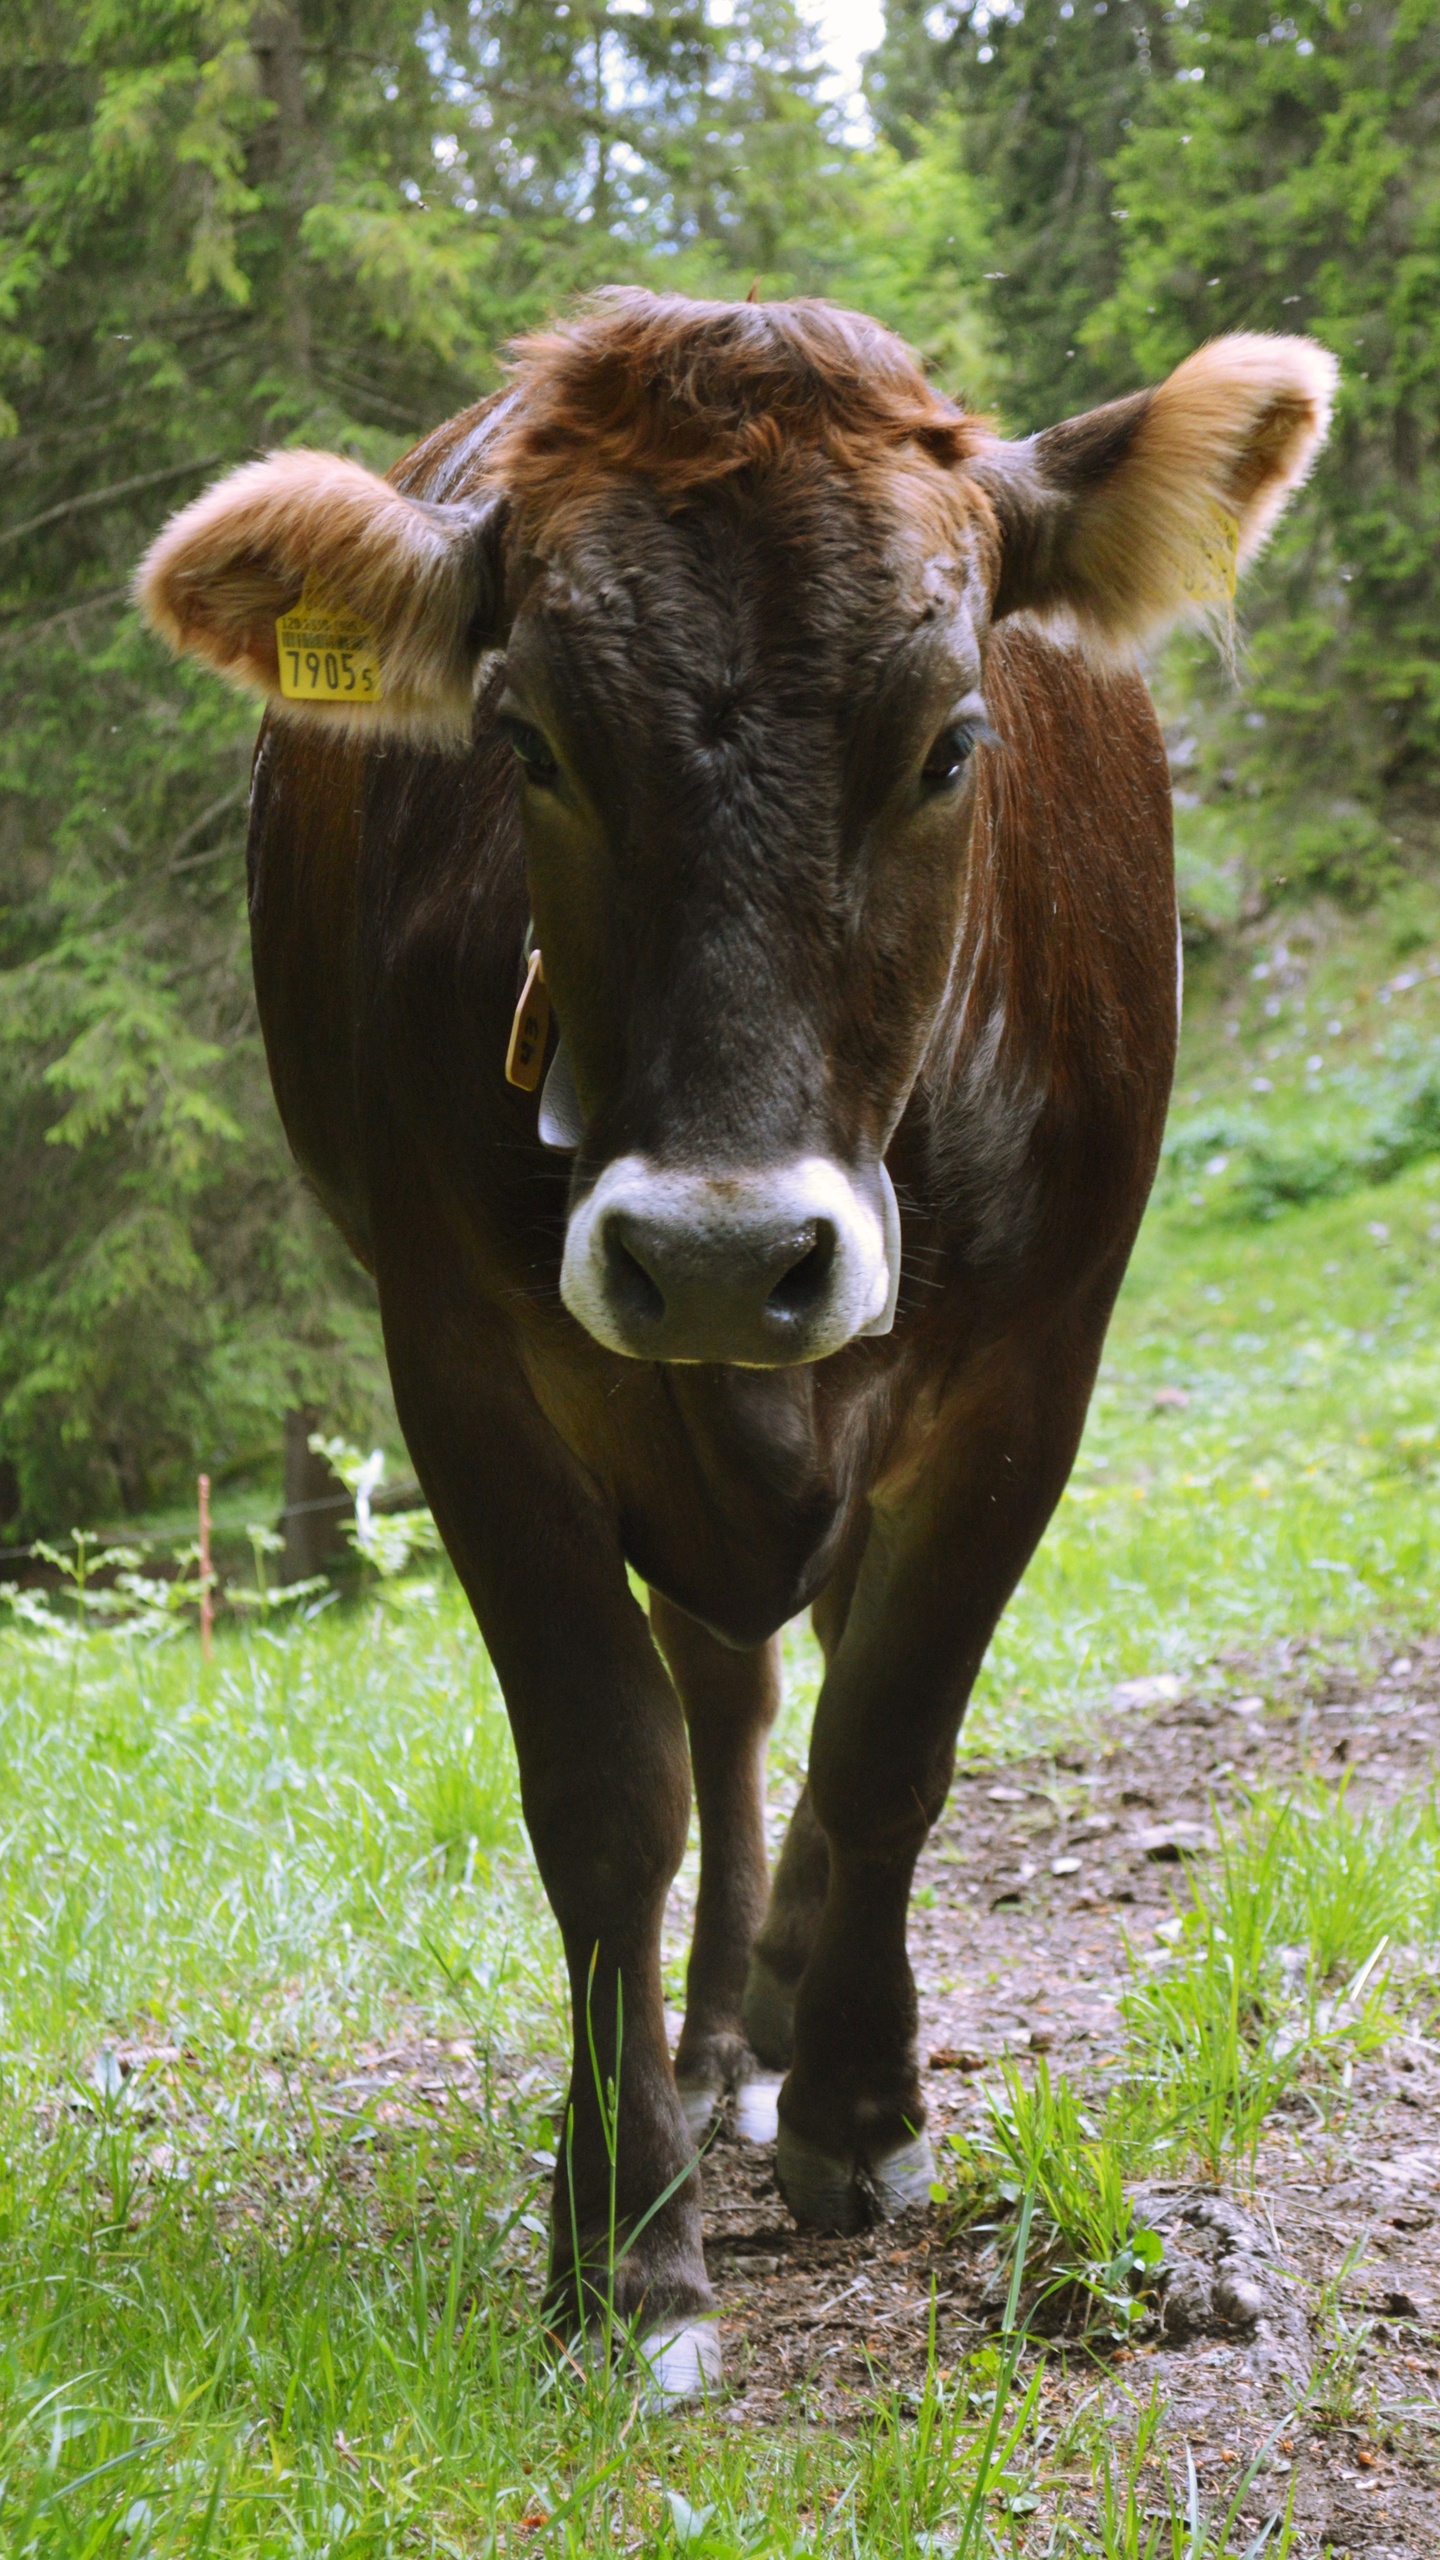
[
  {"xmin": 742, "ymin": 1784, "xmax": 827, "ymax": 2072},
  {"xmin": 741, "ymin": 1558, "xmax": 856, "ymax": 2072},
  {"xmin": 650, "ymin": 1592, "xmax": 783, "ymax": 2142}
]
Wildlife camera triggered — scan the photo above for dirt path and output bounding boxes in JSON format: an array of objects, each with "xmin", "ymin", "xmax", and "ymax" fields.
[
  {"xmin": 690, "ymin": 1650, "xmax": 1440, "ymax": 2552},
  {"xmin": 265, "ymin": 1652, "xmax": 1440, "ymax": 2548}
]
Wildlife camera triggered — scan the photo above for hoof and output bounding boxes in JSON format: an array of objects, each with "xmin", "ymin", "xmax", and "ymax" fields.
[
  {"xmin": 870, "ymin": 2132, "xmax": 936, "ymax": 2217},
  {"xmin": 637, "ymin": 2318, "xmax": 723, "ymax": 2410},
  {"xmin": 734, "ymin": 2071, "xmax": 782, "ymax": 2146},
  {"xmin": 775, "ymin": 2125, "xmax": 868, "ymax": 2233},
  {"xmin": 776, "ymin": 2126, "xmax": 936, "ymax": 2233},
  {"xmin": 740, "ymin": 1958, "xmax": 794, "ymax": 2071},
  {"xmin": 675, "ymin": 2078, "xmax": 722, "ymax": 2143}
]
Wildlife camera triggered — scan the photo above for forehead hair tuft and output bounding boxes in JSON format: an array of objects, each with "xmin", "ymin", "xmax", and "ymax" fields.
[{"xmin": 488, "ymin": 289, "xmax": 980, "ymax": 527}]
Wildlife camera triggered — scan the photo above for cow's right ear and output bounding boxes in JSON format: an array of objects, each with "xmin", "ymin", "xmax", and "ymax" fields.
[{"xmin": 136, "ymin": 450, "xmax": 510, "ymax": 746}]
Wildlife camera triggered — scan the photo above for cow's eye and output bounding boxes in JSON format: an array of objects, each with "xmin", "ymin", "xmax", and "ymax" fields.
[
  {"xmin": 500, "ymin": 716, "xmax": 559, "ymax": 786},
  {"xmin": 921, "ymin": 712, "xmax": 997, "ymax": 790}
]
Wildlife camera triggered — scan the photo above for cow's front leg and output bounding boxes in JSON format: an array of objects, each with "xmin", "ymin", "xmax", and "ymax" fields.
[
  {"xmin": 541, "ymin": 1739, "xmax": 703, "ymax": 2355},
  {"xmin": 650, "ymin": 1592, "xmax": 782, "ymax": 2141},
  {"xmin": 384, "ymin": 1319, "xmax": 715, "ymax": 2392},
  {"xmin": 775, "ymin": 1340, "xmax": 1103, "ymax": 2233}
]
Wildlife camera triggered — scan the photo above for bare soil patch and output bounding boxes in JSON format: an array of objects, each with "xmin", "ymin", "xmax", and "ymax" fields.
[
  {"xmin": 98, "ymin": 1648, "xmax": 1440, "ymax": 2548},
  {"xmin": 691, "ymin": 1648, "xmax": 1440, "ymax": 2552}
]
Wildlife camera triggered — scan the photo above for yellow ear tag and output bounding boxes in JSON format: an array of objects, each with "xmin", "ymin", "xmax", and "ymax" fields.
[
  {"xmin": 1181, "ymin": 501, "xmax": 1240, "ymax": 606},
  {"xmin": 275, "ymin": 580, "xmax": 383, "ymax": 704},
  {"xmin": 505, "ymin": 948, "xmax": 551, "ymax": 1092}
]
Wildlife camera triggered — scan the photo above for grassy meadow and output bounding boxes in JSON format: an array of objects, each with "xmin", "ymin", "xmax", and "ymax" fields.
[{"xmin": 6, "ymin": 894, "xmax": 1440, "ymax": 2552}]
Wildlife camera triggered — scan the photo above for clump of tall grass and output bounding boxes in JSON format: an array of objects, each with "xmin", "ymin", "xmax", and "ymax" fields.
[
  {"xmin": 936, "ymin": 1782, "xmax": 1440, "ymax": 2338},
  {"xmin": 933, "ymin": 2063, "xmax": 1167, "ymax": 2342},
  {"xmin": 1123, "ymin": 1781, "xmax": 1439, "ymax": 2177}
]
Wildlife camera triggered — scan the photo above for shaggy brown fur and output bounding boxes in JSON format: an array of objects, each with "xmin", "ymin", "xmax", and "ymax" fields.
[
  {"xmin": 485, "ymin": 288, "xmax": 979, "ymax": 515},
  {"xmin": 137, "ymin": 298, "xmax": 1336, "ymax": 749}
]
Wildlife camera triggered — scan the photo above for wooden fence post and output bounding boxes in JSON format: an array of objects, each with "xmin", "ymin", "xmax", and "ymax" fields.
[{"xmin": 198, "ymin": 1472, "xmax": 213, "ymax": 1661}]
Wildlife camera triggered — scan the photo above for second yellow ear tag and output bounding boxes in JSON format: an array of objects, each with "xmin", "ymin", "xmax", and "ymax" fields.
[
  {"xmin": 1181, "ymin": 501, "xmax": 1240, "ymax": 606},
  {"xmin": 275, "ymin": 581, "xmax": 383, "ymax": 703},
  {"xmin": 505, "ymin": 949, "xmax": 551, "ymax": 1092}
]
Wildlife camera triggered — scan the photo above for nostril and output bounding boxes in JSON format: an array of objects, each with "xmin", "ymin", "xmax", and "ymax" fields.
[
  {"xmin": 765, "ymin": 1220, "xmax": 836, "ymax": 1322},
  {"xmin": 602, "ymin": 1216, "xmax": 666, "ymax": 1330}
]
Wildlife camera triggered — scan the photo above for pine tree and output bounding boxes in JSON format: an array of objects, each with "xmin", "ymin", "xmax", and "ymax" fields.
[
  {"xmin": 1087, "ymin": 0, "xmax": 1440, "ymax": 867},
  {"xmin": 874, "ymin": 0, "xmax": 1440, "ymax": 891},
  {"xmin": 868, "ymin": 0, "xmax": 1175, "ymax": 427},
  {"xmin": 0, "ymin": 0, "xmax": 840, "ymax": 1525}
]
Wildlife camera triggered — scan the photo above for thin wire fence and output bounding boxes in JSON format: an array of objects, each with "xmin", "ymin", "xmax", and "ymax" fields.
[{"xmin": 0, "ymin": 1486, "xmax": 357, "ymax": 1567}]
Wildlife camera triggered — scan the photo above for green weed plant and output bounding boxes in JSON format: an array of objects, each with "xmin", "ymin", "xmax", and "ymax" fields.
[
  {"xmin": 1123, "ymin": 1784, "xmax": 1428, "ymax": 2177},
  {"xmin": 934, "ymin": 2066, "xmax": 1166, "ymax": 2344}
]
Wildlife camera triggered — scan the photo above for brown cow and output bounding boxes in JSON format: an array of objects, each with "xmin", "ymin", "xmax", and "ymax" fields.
[{"xmin": 139, "ymin": 293, "xmax": 1333, "ymax": 2400}]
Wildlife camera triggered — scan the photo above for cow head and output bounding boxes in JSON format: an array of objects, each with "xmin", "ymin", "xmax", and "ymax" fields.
[{"xmin": 139, "ymin": 294, "xmax": 1334, "ymax": 1366}]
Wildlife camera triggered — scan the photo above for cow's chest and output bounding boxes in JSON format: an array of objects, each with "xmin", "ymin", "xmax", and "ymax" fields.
[{"xmin": 522, "ymin": 1338, "xmax": 882, "ymax": 1642}]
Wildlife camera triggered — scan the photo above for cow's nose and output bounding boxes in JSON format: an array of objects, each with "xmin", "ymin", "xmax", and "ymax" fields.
[
  {"xmin": 560, "ymin": 1158, "xmax": 899, "ymax": 1366},
  {"xmin": 604, "ymin": 1204, "xmax": 837, "ymax": 1348}
]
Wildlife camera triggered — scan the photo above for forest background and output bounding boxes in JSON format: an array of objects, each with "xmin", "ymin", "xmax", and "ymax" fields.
[{"xmin": 0, "ymin": 0, "xmax": 1433, "ymax": 1531}]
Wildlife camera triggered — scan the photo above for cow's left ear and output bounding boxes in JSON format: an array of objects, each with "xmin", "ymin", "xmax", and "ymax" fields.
[
  {"xmin": 136, "ymin": 450, "xmax": 510, "ymax": 746},
  {"xmin": 971, "ymin": 334, "xmax": 1337, "ymax": 652}
]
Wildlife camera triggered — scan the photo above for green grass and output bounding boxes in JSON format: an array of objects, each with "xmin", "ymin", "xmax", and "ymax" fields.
[
  {"xmin": 934, "ymin": 2061, "xmax": 1168, "ymax": 2344},
  {"xmin": 0, "ymin": 1593, "xmax": 554, "ymax": 2065},
  {"xmin": 970, "ymin": 897, "xmax": 1440, "ymax": 1752},
  {"xmin": 930, "ymin": 1778, "xmax": 1440, "ymax": 2363},
  {"xmin": 5, "ymin": 912, "xmax": 1440, "ymax": 2549},
  {"xmin": 1115, "ymin": 1778, "xmax": 1440, "ymax": 2172}
]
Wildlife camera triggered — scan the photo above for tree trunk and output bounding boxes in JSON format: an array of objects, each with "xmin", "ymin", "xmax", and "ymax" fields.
[
  {"xmin": 250, "ymin": 0, "xmax": 312, "ymax": 378},
  {"xmin": 281, "ymin": 1407, "xmax": 350, "ymax": 1583}
]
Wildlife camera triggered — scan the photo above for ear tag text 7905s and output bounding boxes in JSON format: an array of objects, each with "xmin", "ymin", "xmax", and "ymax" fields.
[
  {"xmin": 275, "ymin": 579, "xmax": 383, "ymax": 704},
  {"xmin": 506, "ymin": 948, "xmax": 551, "ymax": 1091}
]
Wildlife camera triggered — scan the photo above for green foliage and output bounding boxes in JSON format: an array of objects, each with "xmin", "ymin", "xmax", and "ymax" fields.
[
  {"xmin": 314, "ymin": 1431, "xmax": 440, "ymax": 1578},
  {"xmin": 1121, "ymin": 1789, "xmax": 1405, "ymax": 2177},
  {"xmin": 876, "ymin": 0, "xmax": 1440, "ymax": 893},
  {"xmin": 1162, "ymin": 1054, "xmax": 1440, "ymax": 1217},
  {"xmin": 1, "ymin": 1524, "xmax": 208, "ymax": 1649},
  {"xmin": 936, "ymin": 2060, "xmax": 1166, "ymax": 2339},
  {"xmin": 805, "ymin": 114, "xmax": 1001, "ymax": 405},
  {"xmin": 870, "ymin": 0, "xmax": 1170, "ymax": 425},
  {"xmin": 0, "ymin": 1578, "xmax": 539, "ymax": 2058},
  {"xmin": 1185, "ymin": 1779, "xmax": 1440, "ymax": 2009},
  {"xmin": 1173, "ymin": 805, "xmax": 1253, "ymax": 945},
  {"xmin": 0, "ymin": 0, "xmax": 850, "ymax": 1527},
  {"xmin": 1124, "ymin": 1828, "xmax": 1313, "ymax": 2182},
  {"xmin": 1092, "ymin": 0, "xmax": 1440, "ymax": 832}
]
